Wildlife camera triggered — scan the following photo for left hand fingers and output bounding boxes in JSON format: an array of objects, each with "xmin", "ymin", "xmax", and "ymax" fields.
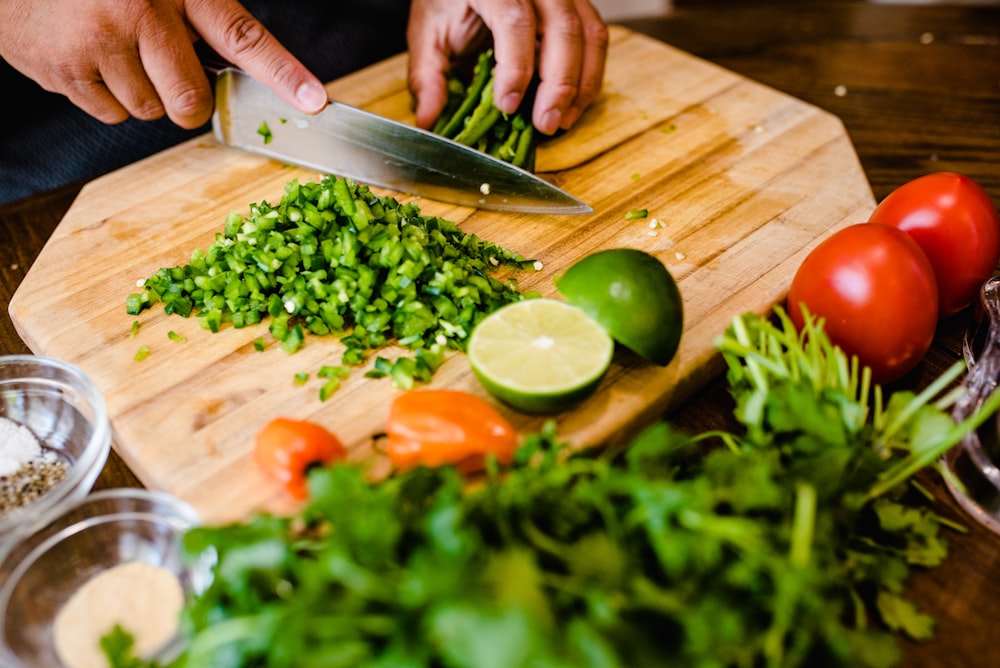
[
  {"xmin": 551, "ymin": 0, "xmax": 607, "ymax": 129},
  {"xmin": 486, "ymin": 0, "xmax": 607, "ymax": 135},
  {"xmin": 531, "ymin": 0, "xmax": 607, "ymax": 133}
]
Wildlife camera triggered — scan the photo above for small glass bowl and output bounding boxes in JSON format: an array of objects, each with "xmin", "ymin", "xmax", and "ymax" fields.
[
  {"xmin": 0, "ymin": 488, "xmax": 213, "ymax": 668},
  {"xmin": 0, "ymin": 355, "xmax": 112, "ymax": 560},
  {"xmin": 945, "ymin": 275, "xmax": 1000, "ymax": 534}
]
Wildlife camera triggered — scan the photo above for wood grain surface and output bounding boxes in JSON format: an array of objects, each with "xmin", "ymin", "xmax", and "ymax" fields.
[{"xmin": 8, "ymin": 26, "xmax": 874, "ymax": 524}]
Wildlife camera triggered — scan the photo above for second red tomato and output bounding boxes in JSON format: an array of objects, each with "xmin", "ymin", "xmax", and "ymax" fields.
[
  {"xmin": 869, "ymin": 172, "xmax": 1000, "ymax": 317},
  {"xmin": 787, "ymin": 223, "xmax": 938, "ymax": 385}
]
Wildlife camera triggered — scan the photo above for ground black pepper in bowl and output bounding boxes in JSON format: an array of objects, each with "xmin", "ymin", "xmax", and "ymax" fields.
[
  {"xmin": 0, "ymin": 457, "xmax": 71, "ymax": 516},
  {"xmin": 0, "ymin": 414, "xmax": 71, "ymax": 515}
]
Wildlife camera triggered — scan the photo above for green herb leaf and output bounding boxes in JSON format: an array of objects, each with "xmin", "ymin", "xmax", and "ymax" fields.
[{"xmin": 99, "ymin": 625, "xmax": 146, "ymax": 668}]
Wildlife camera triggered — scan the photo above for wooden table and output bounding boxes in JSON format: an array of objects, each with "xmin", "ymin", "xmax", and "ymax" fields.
[{"xmin": 2, "ymin": 1, "xmax": 998, "ymax": 665}]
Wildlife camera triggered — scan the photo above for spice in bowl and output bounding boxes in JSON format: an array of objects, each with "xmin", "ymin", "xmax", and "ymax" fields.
[
  {"xmin": 0, "ymin": 416, "xmax": 70, "ymax": 515},
  {"xmin": 53, "ymin": 561, "xmax": 185, "ymax": 668},
  {"xmin": 0, "ymin": 489, "xmax": 208, "ymax": 668}
]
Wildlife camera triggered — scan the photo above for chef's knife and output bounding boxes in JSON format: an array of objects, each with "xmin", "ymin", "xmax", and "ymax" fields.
[{"xmin": 212, "ymin": 68, "xmax": 592, "ymax": 215}]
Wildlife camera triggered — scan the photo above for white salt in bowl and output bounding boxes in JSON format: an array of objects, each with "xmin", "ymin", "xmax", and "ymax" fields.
[
  {"xmin": 0, "ymin": 355, "xmax": 111, "ymax": 560},
  {"xmin": 0, "ymin": 488, "xmax": 213, "ymax": 668}
]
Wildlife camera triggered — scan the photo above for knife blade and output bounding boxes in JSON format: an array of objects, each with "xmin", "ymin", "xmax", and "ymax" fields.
[{"xmin": 211, "ymin": 68, "xmax": 592, "ymax": 215}]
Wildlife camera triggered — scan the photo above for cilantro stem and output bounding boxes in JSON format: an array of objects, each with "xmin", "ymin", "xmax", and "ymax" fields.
[
  {"xmin": 876, "ymin": 360, "xmax": 965, "ymax": 441},
  {"xmin": 790, "ymin": 482, "xmax": 816, "ymax": 569},
  {"xmin": 934, "ymin": 513, "xmax": 969, "ymax": 534},
  {"xmin": 691, "ymin": 429, "xmax": 742, "ymax": 453},
  {"xmin": 934, "ymin": 384, "xmax": 968, "ymax": 412},
  {"xmin": 519, "ymin": 518, "xmax": 569, "ymax": 561},
  {"xmin": 867, "ymin": 383, "xmax": 1000, "ymax": 499}
]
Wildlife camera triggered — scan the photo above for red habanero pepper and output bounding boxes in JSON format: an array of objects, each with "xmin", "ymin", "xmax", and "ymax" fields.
[
  {"xmin": 385, "ymin": 389, "xmax": 519, "ymax": 471},
  {"xmin": 255, "ymin": 417, "xmax": 347, "ymax": 500}
]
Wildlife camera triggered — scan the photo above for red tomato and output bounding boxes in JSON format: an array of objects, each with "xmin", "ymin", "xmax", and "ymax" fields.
[
  {"xmin": 255, "ymin": 417, "xmax": 347, "ymax": 500},
  {"xmin": 385, "ymin": 389, "xmax": 519, "ymax": 471},
  {"xmin": 787, "ymin": 223, "xmax": 938, "ymax": 385},
  {"xmin": 868, "ymin": 172, "xmax": 1000, "ymax": 317}
]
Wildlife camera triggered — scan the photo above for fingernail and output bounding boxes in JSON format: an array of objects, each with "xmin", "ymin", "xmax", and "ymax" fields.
[
  {"xmin": 296, "ymin": 82, "xmax": 328, "ymax": 113},
  {"xmin": 540, "ymin": 109, "xmax": 563, "ymax": 135},
  {"xmin": 499, "ymin": 92, "xmax": 522, "ymax": 115}
]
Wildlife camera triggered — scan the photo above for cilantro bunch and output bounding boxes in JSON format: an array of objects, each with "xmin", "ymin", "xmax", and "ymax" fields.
[{"xmin": 110, "ymin": 308, "xmax": 1000, "ymax": 668}]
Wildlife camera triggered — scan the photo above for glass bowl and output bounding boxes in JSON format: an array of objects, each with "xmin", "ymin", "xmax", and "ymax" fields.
[
  {"xmin": 0, "ymin": 488, "xmax": 213, "ymax": 668},
  {"xmin": 0, "ymin": 355, "xmax": 112, "ymax": 560},
  {"xmin": 945, "ymin": 275, "xmax": 1000, "ymax": 534}
]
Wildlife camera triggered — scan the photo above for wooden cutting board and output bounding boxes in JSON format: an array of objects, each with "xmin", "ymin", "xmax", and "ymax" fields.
[{"xmin": 9, "ymin": 26, "xmax": 875, "ymax": 524}]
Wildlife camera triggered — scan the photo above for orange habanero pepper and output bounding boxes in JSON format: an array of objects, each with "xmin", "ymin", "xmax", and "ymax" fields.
[
  {"xmin": 384, "ymin": 389, "xmax": 519, "ymax": 471},
  {"xmin": 254, "ymin": 417, "xmax": 347, "ymax": 500}
]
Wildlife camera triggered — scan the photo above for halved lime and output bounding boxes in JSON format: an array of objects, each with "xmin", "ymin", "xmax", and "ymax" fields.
[
  {"xmin": 467, "ymin": 298, "xmax": 614, "ymax": 414},
  {"xmin": 555, "ymin": 248, "xmax": 683, "ymax": 366}
]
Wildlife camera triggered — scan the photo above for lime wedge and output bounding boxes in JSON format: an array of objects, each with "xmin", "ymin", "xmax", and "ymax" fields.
[
  {"xmin": 467, "ymin": 298, "xmax": 614, "ymax": 414},
  {"xmin": 555, "ymin": 248, "xmax": 683, "ymax": 366}
]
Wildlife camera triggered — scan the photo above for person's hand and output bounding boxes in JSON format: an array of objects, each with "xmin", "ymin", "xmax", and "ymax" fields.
[
  {"xmin": 407, "ymin": 0, "xmax": 608, "ymax": 136},
  {"xmin": 0, "ymin": 0, "xmax": 328, "ymax": 129}
]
